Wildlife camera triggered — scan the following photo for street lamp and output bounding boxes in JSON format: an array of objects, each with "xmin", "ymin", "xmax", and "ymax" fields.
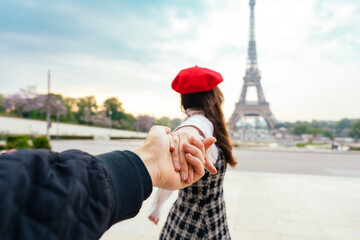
[
  {"xmin": 46, "ymin": 70, "xmax": 51, "ymax": 140},
  {"xmin": 109, "ymin": 110, "xmax": 112, "ymax": 139}
]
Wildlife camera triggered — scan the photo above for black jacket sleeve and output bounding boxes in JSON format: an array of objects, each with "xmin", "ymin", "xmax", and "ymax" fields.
[{"xmin": 0, "ymin": 149, "xmax": 152, "ymax": 240}]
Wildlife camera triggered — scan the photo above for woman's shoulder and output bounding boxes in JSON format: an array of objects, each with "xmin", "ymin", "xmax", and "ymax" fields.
[
  {"xmin": 186, "ymin": 114, "xmax": 210, "ymax": 123},
  {"xmin": 181, "ymin": 114, "xmax": 213, "ymax": 138}
]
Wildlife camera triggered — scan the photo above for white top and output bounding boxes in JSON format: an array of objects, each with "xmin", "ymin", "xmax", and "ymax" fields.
[{"xmin": 148, "ymin": 110, "xmax": 218, "ymax": 220}]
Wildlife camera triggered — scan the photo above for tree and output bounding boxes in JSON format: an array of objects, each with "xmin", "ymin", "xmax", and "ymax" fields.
[
  {"xmin": 349, "ymin": 119, "xmax": 360, "ymax": 141},
  {"xmin": 154, "ymin": 117, "xmax": 181, "ymax": 130},
  {"xmin": 103, "ymin": 97, "xmax": 124, "ymax": 116},
  {"xmin": 90, "ymin": 111, "xmax": 110, "ymax": 126},
  {"xmin": 0, "ymin": 94, "xmax": 5, "ymax": 113},
  {"xmin": 76, "ymin": 96, "xmax": 98, "ymax": 124},
  {"xmin": 336, "ymin": 118, "xmax": 352, "ymax": 130},
  {"xmin": 103, "ymin": 97, "xmax": 136, "ymax": 130},
  {"xmin": 49, "ymin": 95, "xmax": 67, "ymax": 123},
  {"xmin": 119, "ymin": 113, "xmax": 135, "ymax": 130},
  {"xmin": 293, "ymin": 123, "xmax": 309, "ymax": 136},
  {"xmin": 103, "ymin": 97, "xmax": 123, "ymax": 125},
  {"xmin": 22, "ymin": 93, "xmax": 67, "ymax": 121},
  {"xmin": 3, "ymin": 93, "xmax": 26, "ymax": 116},
  {"xmin": 308, "ymin": 128, "xmax": 323, "ymax": 137},
  {"xmin": 275, "ymin": 121, "xmax": 294, "ymax": 131},
  {"xmin": 309, "ymin": 120, "xmax": 328, "ymax": 129},
  {"xmin": 155, "ymin": 117, "xmax": 172, "ymax": 128},
  {"xmin": 133, "ymin": 115, "xmax": 154, "ymax": 132},
  {"xmin": 170, "ymin": 118, "xmax": 181, "ymax": 130},
  {"xmin": 1, "ymin": 87, "xmax": 59, "ymax": 120},
  {"xmin": 2, "ymin": 87, "xmax": 43, "ymax": 117},
  {"xmin": 323, "ymin": 130, "xmax": 334, "ymax": 140},
  {"xmin": 335, "ymin": 118, "xmax": 352, "ymax": 137},
  {"xmin": 63, "ymin": 98, "xmax": 78, "ymax": 123}
]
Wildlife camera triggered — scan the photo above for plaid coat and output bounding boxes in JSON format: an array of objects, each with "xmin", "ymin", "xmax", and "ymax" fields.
[{"xmin": 160, "ymin": 148, "xmax": 231, "ymax": 240}]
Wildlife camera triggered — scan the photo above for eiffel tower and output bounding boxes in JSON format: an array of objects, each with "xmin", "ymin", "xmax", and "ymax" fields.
[{"xmin": 228, "ymin": 0, "xmax": 276, "ymax": 130}]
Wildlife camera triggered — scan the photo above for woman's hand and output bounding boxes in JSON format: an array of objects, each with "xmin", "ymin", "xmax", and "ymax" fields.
[
  {"xmin": 148, "ymin": 216, "xmax": 159, "ymax": 225},
  {"xmin": 172, "ymin": 127, "xmax": 217, "ymax": 183}
]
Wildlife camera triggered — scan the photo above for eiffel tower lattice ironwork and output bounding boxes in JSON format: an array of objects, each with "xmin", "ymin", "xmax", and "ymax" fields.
[{"xmin": 228, "ymin": 0, "xmax": 276, "ymax": 130}]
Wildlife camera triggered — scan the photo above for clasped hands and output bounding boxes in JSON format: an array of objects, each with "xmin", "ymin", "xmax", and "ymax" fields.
[
  {"xmin": 168, "ymin": 126, "xmax": 217, "ymax": 184},
  {"xmin": 132, "ymin": 126, "xmax": 217, "ymax": 191}
]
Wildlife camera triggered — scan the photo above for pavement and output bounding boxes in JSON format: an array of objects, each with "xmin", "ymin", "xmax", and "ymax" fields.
[
  {"xmin": 99, "ymin": 171, "xmax": 360, "ymax": 240},
  {"xmin": 49, "ymin": 140, "xmax": 360, "ymax": 240}
]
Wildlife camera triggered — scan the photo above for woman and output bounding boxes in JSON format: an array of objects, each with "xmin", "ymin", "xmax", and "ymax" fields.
[{"xmin": 148, "ymin": 66, "xmax": 237, "ymax": 239}]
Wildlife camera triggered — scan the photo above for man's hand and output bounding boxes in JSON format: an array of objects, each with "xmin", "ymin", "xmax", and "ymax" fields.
[{"xmin": 132, "ymin": 126, "xmax": 215, "ymax": 190}]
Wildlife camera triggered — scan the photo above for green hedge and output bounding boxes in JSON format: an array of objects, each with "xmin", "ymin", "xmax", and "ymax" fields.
[
  {"xmin": 350, "ymin": 147, "xmax": 360, "ymax": 151},
  {"xmin": 296, "ymin": 142, "xmax": 327, "ymax": 147},
  {"xmin": 6, "ymin": 135, "xmax": 31, "ymax": 149},
  {"xmin": 32, "ymin": 136, "xmax": 51, "ymax": 150}
]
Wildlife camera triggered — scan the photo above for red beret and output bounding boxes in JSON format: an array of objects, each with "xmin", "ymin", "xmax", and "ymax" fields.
[{"xmin": 171, "ymin": 66, "xmax": 223, "ymax": 94}]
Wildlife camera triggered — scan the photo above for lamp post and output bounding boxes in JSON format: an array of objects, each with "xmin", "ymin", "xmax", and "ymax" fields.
[
  {"xmin": 109, "ymin": 110, "xmax": 112, "ymax": 139},
  {"xmin": 46, "ymin": 70, "xmax": 51, "ymax": 139}
]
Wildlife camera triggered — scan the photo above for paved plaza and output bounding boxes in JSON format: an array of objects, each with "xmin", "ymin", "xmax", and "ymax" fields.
[{"xmin": 51, "ymin": 140, "xmax": 360, "ymax": 240}]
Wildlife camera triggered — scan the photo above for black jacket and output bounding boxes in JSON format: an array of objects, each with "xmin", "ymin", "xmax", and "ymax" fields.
[{"xmin": 0, "ymin": 149, "xmax": 152, "ymax": 240}]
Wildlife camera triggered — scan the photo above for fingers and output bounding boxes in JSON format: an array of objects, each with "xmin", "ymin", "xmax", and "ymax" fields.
[
  {"xmin": 183, "ymin": 141, "xmax": 205, "ymax": 184},
  {"xmin": 162, "ymin": 126, "xmax": 172, "ymax": 134},
  {"xmin": 186, "ymin": 165, "xmax": 194, "ymax": 184},
  {"xmin": 188, "ymin": 136, "xmax": 205, "ymax": 161},
  {"xmin": 202, "ymin": 137, "xmax": 217, "ymax": 174},
  {"xmin": 204, "ymin": 145, "xmax": 217, "ymax": 175},
  {"xmin": 185, "ymin": 153, "xmax": 205, "ymax": 178},
  {"xmin": 187, "ymin": 137, "xmax": 217, "ymax": 175},
  {"xmin": 178, "ymin": 139, "xmax": 189, "ymax": 182},
  {"xmin": 147, "ymin": 125, "xmax": 170, "ymax": 137},
  {"xmin": 170, "ymin": 133, "xmax": 180, "ymax": 171},
  {"xmin": 171, "ymin": 132, "xmax": 190, "ymax": 182},
  {"xmin": 148, "ymin": 216, "xmax": 159, "ymax": 225},
  {"xmin": 168, "ymin": 133, "xmax": 175, "ymax": 151},
  {"xmin": 205, "ymin": 158, "xmax": 217, "ymax": 174},
  {"xmin": 183, "ymin": 141, "xmax": 205, "ymax": 165},
  {"xmin": 170, "ymin": 131, "xmax": 217, "ymax": 183}
]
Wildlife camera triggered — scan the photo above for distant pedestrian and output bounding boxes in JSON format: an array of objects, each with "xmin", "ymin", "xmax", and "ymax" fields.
[{"xmin": 331, "ymin": 140, "xmax": 338, "ymax": 151}]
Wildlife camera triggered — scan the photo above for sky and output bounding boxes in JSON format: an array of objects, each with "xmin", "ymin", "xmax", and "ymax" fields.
[{"xmin": 0, "ymin": 0, "xmax": 359, "ymax": 122}]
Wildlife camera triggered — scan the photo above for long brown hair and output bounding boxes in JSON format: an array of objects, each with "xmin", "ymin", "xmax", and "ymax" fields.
[{"xmin": 181, "ymin": 87, "xmax": 237, "ymax": 167}]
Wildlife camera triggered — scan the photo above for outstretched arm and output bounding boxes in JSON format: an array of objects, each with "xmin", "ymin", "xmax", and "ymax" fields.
[
  {"xmin": 0, "ymin": 148, "xmax": 137, "ymax": 240},
  {"xmin": 0, "ymin": 126, "xmax": 214, "ymax": 239}
]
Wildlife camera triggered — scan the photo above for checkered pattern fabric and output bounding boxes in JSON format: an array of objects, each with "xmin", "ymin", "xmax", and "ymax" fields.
[{"xmin": 160, "ymin": 148, "xmax": 231, "ymax": 240}]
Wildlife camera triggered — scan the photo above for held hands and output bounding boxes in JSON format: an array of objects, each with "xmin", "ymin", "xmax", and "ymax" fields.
[
  {"xmin": 170, "ymin": 130, "xmax": 217, "ymax": 184},
  {"xmin": 133, "ymin": 126, "xmax": 216, "ymax": 190}
]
